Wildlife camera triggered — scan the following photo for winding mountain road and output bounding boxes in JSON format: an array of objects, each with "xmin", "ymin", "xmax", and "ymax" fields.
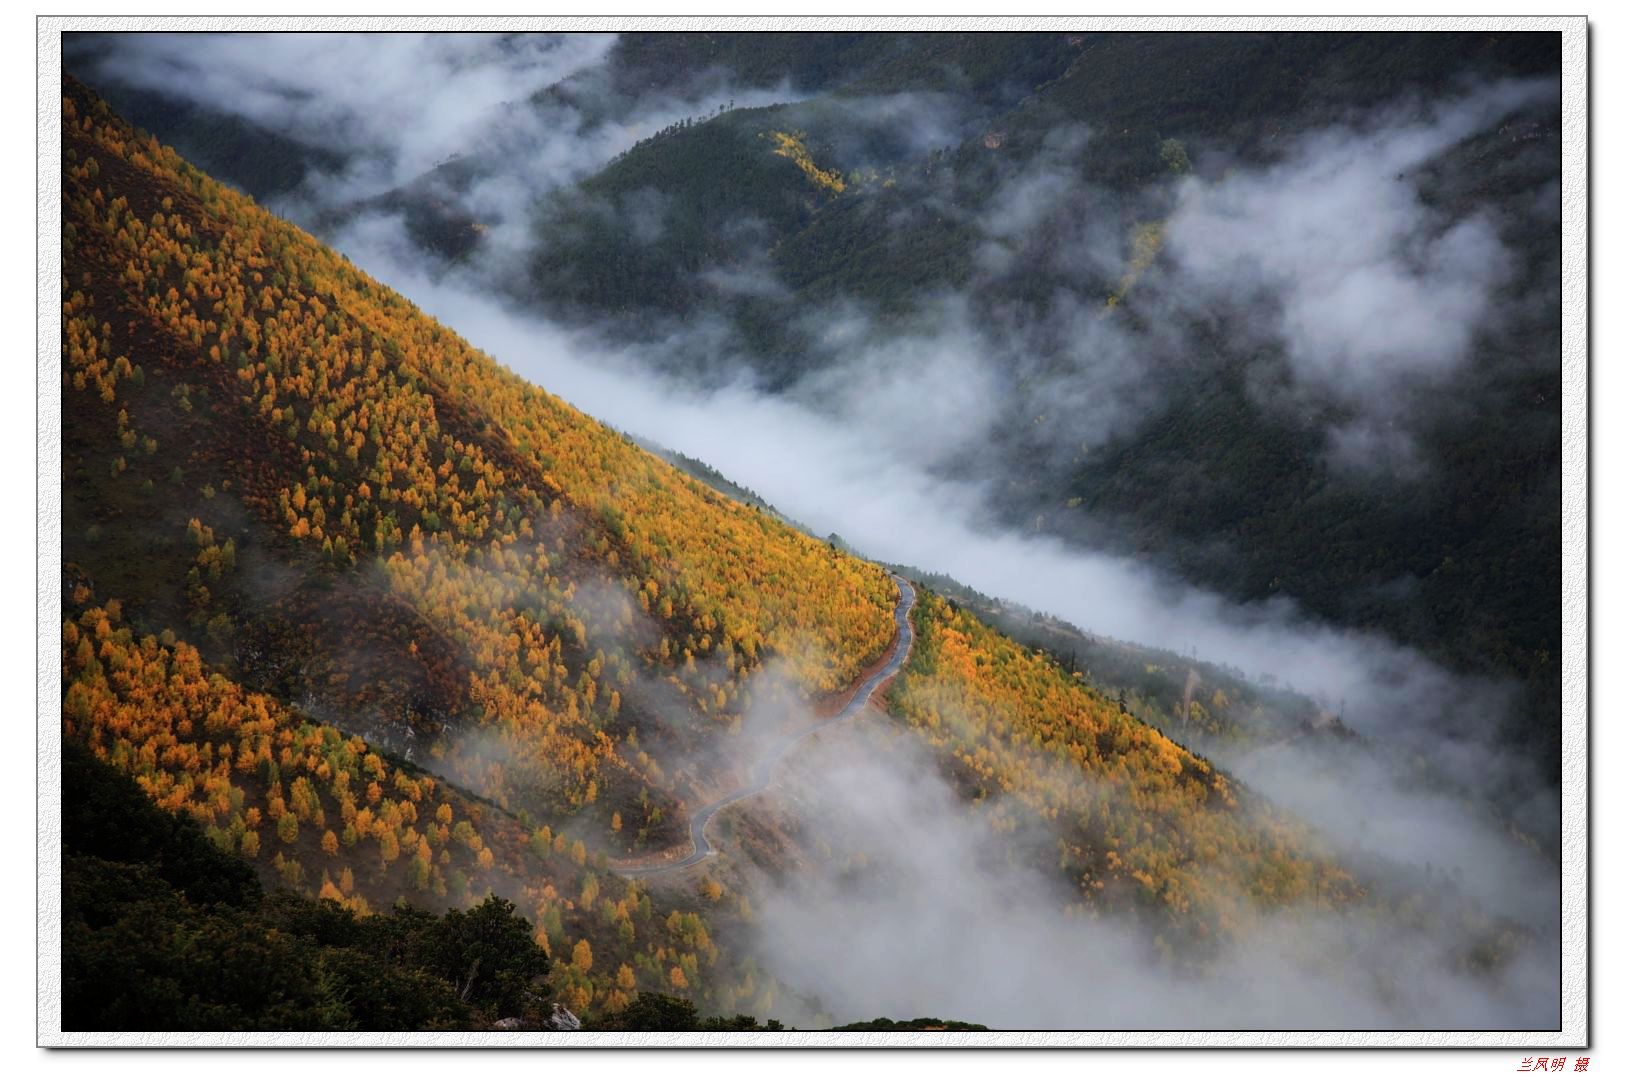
[{"xmin": 616, "ymin": 574, "xmax": 916, "ymax": 877}]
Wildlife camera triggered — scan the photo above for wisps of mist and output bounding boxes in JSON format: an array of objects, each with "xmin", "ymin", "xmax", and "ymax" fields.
[
  {"xmin": 75, "ymin": 33, "xmax": 614, "ymax": 198},
  {"xmin": 745, "ymin": 719, "xmax": 1557, "ymax": 1030},
  {"xmin": 1155, "ymin": 77, "xmax": 1558, "ymax": 470},
  {"xmin": 68, "ymin": 29, "xmax": 803, "ymax": 261}
]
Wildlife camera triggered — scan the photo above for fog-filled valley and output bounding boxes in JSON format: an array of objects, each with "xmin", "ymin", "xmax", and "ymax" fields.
[{"xmin": 57, "ymin": 30, "xmax": 1565, "ymax": 1033}]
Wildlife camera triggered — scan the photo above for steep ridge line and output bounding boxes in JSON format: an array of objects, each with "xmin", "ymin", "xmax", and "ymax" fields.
[{"xmin": 615, "ymin": 574, "xmax": 917, "ymax": 877}]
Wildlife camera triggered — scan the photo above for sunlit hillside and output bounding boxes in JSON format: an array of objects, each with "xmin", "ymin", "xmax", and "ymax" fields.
[{"xmin": 57, "ymin": 70, "xmax": 1549, "ymax": 1032}]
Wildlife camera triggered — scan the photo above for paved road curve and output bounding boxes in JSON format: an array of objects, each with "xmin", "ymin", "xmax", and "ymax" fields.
[{"xmin": 617, "ymin": 574, "xmax": 917, "ymax": 877}]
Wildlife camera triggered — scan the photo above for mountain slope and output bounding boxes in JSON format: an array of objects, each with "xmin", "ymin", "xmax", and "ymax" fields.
[
  {"xmin": 62, "ymin": 73, "xmax": 901, "ymax": 1016},
  {"xmin": 63, "ymin": 75, "xmax": 1549, "ymax": 1026},
  {"xmin": 63, "ymin": 73, "xmax": 898, "ymax": 822},
  {"xmin": 890, "ymin": 593, "xmax": 1357, "ymax": 940}
]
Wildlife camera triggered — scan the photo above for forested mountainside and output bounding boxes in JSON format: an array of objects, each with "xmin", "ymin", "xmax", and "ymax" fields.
[
  {"xmin": 64, "ymin": 739, "xmax": 987, "ymax": 1032},
  {"xmin": 69, "ymin": 30, "xmax": 1564, "ymax": 788},
  {"xmin": 61, "ymin": 76, "xmax": 1505, "ymax": 1028}
]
